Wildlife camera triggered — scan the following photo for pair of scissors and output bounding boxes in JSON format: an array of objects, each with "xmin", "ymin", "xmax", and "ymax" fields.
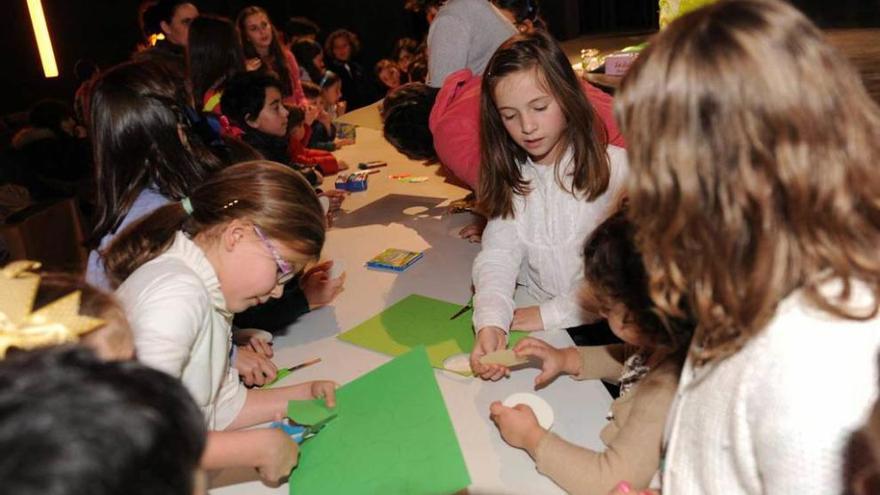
[{"xmin": 270, "ymin": 414, "xmax": 337, "ymax": 444}]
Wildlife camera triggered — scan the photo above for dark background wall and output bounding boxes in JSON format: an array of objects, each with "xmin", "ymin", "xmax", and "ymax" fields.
[{"xmin": 1, "ymin": 0, "xmax": 878, "ymax": 116}]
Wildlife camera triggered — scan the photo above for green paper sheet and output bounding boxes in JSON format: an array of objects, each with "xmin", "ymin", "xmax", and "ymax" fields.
[
  {"xmin": 287, "ymin": 399, "xmax": 336, "ymax": 426},
  {"xmin": 289, "ymin": 347, "xmax": 470, "ymax": 494},
  {"xmin": 337, "ymin": 294, "xmax": 527, "ymax": 371}
]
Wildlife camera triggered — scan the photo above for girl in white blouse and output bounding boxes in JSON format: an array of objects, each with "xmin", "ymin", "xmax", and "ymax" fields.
[
  {"xmin": 106, "ymin": 161, "xmax": 336, "ymax": 485},
  {"xmin": 613, "ymin": 1, "xmax": 880, "ymax": 493},
  {"xmin": 469, "ymin": 32, "xmax": 628, "ymax": 379}
]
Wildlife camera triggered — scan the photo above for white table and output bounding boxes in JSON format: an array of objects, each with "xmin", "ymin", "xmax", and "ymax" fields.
[{"xmin": 211, "ymin": 127, "xmax": 613, "ymax": 494}]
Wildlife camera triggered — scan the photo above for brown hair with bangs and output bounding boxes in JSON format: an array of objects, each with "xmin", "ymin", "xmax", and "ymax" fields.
[
  {"xmin": 616, "ymin": 0, "xmax": 880, "ymax": 365},
  {"xmin": 478, "ymin": 31, "xmax": 610, "ymax": 219},
  {"xmin": 104, "ymin": 161, "xmax": 326, "ymax": 288}
]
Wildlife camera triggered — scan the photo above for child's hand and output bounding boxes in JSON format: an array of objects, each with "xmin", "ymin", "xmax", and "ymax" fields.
[
  {"xmin": 309, "ymin": 380, "xmax": 338, "ymax": 408},
  {"xmin": 255, "ymin": 429, "xmax": 299, "ymax": 486},
  {"xmin": 242, "ymin": 334, "xmax": 274, "ymax": 358},
  {"xmin": 458, "ymin": 216, "xmax": 487, "ymax": 243},
  {"xmin": 333, "ymin": 137, "xmax": 355, "ymax": 148},
  {"xmin": 470, "ymin": 326, "xmax": 508, "ymax": 380},
  {"xmin": 235, "ymin": 347, "xmax": 278, "ymax": 387},
  {"xmin": 301, "ymin": 261, "xmax": 346, "ymax": 309},
  {"xmin": 514, "ymin": 338, "xmax": 581, "ymax": 388},
  {"xmin": 512, "ymin": 306, "xmax": 544, "ymax": 332},
  {"xmin": 336, "ymin": 100, "xmax": 347, "ymax": 116},
  {"xmin": 321, "ymin": 189, "xmax": 348, "ymax": 212},
  {"xmin": 246, "ymin": 58, "xmax": 262, "ymax": 72},
  {"xmin": 489, "ymin": 401, "xmax": 546, "ymax": 454}
]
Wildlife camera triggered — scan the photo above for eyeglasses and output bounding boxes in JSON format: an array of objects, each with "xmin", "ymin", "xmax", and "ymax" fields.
[{"xmin": 253, "ymin": 225, "xmax": 295, "ymax": 285}]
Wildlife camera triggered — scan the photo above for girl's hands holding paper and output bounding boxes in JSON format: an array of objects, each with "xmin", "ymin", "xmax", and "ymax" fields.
[
  {"xmin": 309, "ymin": 380, "xmax": 338, "ymax": 408},
  {"xmin": 489, "ymin": 401, "xmax": 546, "ymax": 455},
  {"xmin": 470, "ymin": 326, "xmax": 509, "ymax": 380},
  {"xmin": 514, "ymin": 338, "xmax": 582, "ymax": 388}
]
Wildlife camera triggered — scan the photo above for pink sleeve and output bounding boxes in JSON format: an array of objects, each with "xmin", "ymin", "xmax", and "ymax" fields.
[
  {"xmin": 284, "ymin": 49, "xmax": 308, "ymax": 107},
  {"xmin": 581, "ymin": 81, "xmax": 626, "ymax": 148},
  {"xmin": 432, "ymin": 118, "xmax": 480, "ymax": 190}
]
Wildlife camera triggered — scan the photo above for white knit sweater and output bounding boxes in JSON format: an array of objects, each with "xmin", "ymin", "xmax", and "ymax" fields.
[
  {"xmin": 472, "ymin": 145, "xmax": 628, "ymax": 332},
  {"xmin": 116, "ymin": 232, "xmax": 247, "ymax": 430},
  {"xmin": 661, "ymin": 282, "xmax": 880, "ymax": 494}
]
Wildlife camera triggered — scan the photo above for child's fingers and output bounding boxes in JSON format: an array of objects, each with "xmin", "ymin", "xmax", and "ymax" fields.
[
  {"xmin": 489, "ymin": 400, "xmax": 506, "ymax": 418},
  {"xmin": 512, "ymin": 337, "xmax": 541, "ymax": 353},
  {"xmin": 250, "ymin": 338, "xmax": 274, "ymax": 358},
  {"xmin": 514, "ymin": 341, "xmax": 549, "ymax": 360},
  {"xmin": 534, "ymin": 368, "xmax": 556, "ymax": 388}
]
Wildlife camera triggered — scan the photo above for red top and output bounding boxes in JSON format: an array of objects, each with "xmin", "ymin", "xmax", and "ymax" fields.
[
  {"xmin": 428, "ymin": 69, "xmax": 626, "ymax": 190},
  {"xmin": 289, "ymin": 126, "xmax": 340, "ymax": 175}
]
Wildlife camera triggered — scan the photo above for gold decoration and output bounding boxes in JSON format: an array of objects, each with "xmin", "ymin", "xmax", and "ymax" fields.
[{"xmin": 0, "ymin": 261, "xmax": 104, "ymax": 358}]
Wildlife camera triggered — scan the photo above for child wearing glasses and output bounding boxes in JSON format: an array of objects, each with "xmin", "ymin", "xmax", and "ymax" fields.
[{"xmin": 106, "ymin": 161, "xmax": 337, "ymax": 485}]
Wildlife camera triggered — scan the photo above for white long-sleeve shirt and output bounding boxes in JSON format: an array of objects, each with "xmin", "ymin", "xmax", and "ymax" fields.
[
  {"xmin": 472, "ymin": 145, "xmax": 628, "ymax": 332},
  {"xmin": 116, "ymin": 231, "xmax": 247, "ymax": 430},
  {"xmin": 661, "ymin": 281, "xmax": 880, "ymax": 494}
]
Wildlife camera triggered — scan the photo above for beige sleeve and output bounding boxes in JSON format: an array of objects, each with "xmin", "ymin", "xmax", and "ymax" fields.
[
  {"xmin": 572, "ymin": 345, "xmax": 627, "ymax": 383},
  {"xmin": 533, "ymin": 360, "xmax": 680, "ymax": 495}
]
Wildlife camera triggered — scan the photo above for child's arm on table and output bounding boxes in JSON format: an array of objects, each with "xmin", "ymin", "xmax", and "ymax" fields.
[
  {"xmin": 493, "ymin": 358, "xmax": 679, "ymax": 495},
  {"xmin": 202, "ymin": 429, "xmax": 298, "ymax": 487},
  {"xmin": 512, "ymin": 338, "xmax": 625, "ymax": 386},
  {"xmin": 470, "ymin": 218, "xmax": 525, "ymax": 379},
  {"xmin": 226, "ymin": 380, "xmax": 338, "ymax": 430}
]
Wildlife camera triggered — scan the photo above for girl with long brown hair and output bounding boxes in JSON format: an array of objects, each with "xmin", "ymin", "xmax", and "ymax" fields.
[
  {"xmin": 106, "ymin": 161, "xmax": 336, "ymax": 484},
  {"xmin": 237, "ymin": 5, "xmax": 307, "ymax": 107},
  {"xmin": 469, "ymin": 31, "xmax": 628, "ymax": 379},
  {"xmin": 616, "ymin": 0, "xmax": 880, "ymax": 492}
]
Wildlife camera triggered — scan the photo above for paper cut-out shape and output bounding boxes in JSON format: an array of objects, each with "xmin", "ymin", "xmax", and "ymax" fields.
[
  {"xmin": 288, "ymin": 347, "xmax": 470, "ymax": 494},
  {"xmin": 337, "ymin": 294, "xmax": 527, "ymax": 373},
  {"xmin": 480, "ymin": 349, "xmax": 529, "ymax": 367}
]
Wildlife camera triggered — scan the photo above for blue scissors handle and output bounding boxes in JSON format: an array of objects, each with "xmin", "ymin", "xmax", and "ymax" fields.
[{"xmin": 270, "ymin": 420, "xmax": 308, "ymax": 444}]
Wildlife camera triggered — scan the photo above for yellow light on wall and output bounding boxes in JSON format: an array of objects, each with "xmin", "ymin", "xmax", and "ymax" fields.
[{"xmin": 26, "ymin": 0, "xmax": 59, "ymax": 78}]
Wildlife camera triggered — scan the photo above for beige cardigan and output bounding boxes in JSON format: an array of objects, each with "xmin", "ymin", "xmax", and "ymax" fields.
[{"xmin": 533, "ymin": 345, "xmax": 680, "ymax": 495}]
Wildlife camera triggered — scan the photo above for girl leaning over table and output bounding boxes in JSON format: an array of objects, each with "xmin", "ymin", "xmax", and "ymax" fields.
[{"xmin": 106, "ymin": 161, "xmax": 337, "ymax": 485}]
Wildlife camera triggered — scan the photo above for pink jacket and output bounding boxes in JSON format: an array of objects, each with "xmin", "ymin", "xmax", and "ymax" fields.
[{"xmin": 428, "ymin": 69, "xmax": 625, "ymax": 190}]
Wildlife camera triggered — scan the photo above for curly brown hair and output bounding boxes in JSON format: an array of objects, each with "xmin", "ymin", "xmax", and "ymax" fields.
[{"xmin": 616, "ymin": 0, "xmax": 880, "ymax": 364}]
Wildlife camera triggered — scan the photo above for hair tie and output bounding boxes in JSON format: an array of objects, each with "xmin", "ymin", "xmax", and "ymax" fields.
[
  {"xmin": 180, "ymin": 197, "xmax": 194, "ymax": 215},
  {"xmin": 319, "ymin": 70, "xmax": 335, "ymax": 89}
]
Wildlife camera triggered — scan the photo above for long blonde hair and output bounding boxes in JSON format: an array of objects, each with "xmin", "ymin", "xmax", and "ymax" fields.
[
  {"xmin": 616, "ymin": 0, "xmax": 880, "ymax": 364},
  {"xmin": 104, "ymin": 161, "xmax": 325, "ymax": 287}
]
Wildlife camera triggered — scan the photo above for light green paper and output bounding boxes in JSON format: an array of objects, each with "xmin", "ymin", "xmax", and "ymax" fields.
[
  {"xmin": 337, "ymin": 294, "xmax": 527, "ymax": 370},
  {"xmin": 287, "ymin": 399, "xmax": 336, "ymax": 426},
  {"xmin": 261, "ymin": 367, "xmax": 292, "ymax": 388},
  {"xmin": 288, "ymin": 347, "xmax": 470, "ymax": 494}
]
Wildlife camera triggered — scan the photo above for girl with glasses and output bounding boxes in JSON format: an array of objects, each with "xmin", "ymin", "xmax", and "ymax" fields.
[{"xmin": 104, "ymin": 161, "xmax": 336, "ymax": 486}]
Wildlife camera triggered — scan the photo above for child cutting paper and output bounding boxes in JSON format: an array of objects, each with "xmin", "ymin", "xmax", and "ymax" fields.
[
  {"xmin": 489, "ymin": 212, "xmax": 693, "ymax": 495},
  {"xmin": 468, "ymin": 32, "xmax": 628, "ymax": 379},
  {"xmin": 107, "ymin": 162, "xmax": 337, "ymax": 485}
]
